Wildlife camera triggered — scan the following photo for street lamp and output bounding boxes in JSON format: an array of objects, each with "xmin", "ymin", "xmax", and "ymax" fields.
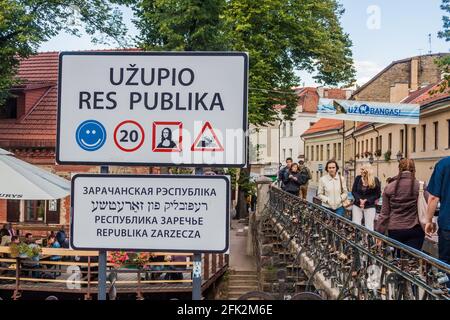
[{"xmin": 396, "ymin": 151, "xmax": 403, "ymax": 162}]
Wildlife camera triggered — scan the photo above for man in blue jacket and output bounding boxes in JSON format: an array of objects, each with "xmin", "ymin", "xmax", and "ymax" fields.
[
  {"xmin": 425, "ymin": 156, "xmax": 450, "ymax": 289},
  {"xmin": 278, "ymin": 157, "xmax": 293, "ymax": 190}
]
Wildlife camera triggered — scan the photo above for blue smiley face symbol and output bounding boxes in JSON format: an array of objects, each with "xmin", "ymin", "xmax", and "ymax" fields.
[{"xmin": 76, "ymin": 120, "xmax": 107, "ymax": 151}]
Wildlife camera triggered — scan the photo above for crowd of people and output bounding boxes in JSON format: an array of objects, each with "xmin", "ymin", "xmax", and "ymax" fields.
[
  {"xmin": 278, "ymin": 156, "xmax": 450, "ymax": 275},
  {"xmin": 0, "ymin": 228, "xmax": 68, "ymax": 279}
]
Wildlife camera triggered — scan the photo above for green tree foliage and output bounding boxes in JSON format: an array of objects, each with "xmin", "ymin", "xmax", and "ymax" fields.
[
  {"xmin": 133, "ymin": 0, "xmax": 227, "ymax": 51},
  {"xmin": 434, "ymin": 0, "xmax": 450, "ymax": 93},
  {"xmin": 127, "ymin": 0, "xmax": 355, "ymax": 125},
  {"xmin": 124, "ymin": 0, "xmax": 356, "ymax": 217},
  {"xmin": 0, "ymin": 0, "xmax": 130, "ymax": 103}
]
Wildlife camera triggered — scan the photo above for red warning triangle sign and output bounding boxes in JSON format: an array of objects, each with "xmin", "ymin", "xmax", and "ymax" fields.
[{"xmin": 191, "ymin": 122, "xmax": 224, "ymax": 151}]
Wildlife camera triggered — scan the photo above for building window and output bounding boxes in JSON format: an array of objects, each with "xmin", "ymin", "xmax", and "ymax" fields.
[
  {"xmin": 400, "ymin": 129, "xmax": 404, "ymax": 153},
  {"xmin": 361, "ymin": 140, "xmax": 364, "ymax": 155},
  {"xmin": 326, "ymin": 144, "xmax": 330, "ymax": 160},
  {"xmin": 289, "ymin": 148, "xmax": 293, "ymax": 158},
  {"xmin": 370, "ymin": 138, "xmax": 374, "ymax": 153},
  {"xmin": 338, "ymin": 143, "xmax": 342, "ymax": 160},
  {"xmin": 388, "ymin": 133, "xmax": 392, "ymax": 151},
  {"xmin": 316, "ymin": 145, "xmax": 319, "ymax": 161},
  {"xmin": 25, "ymin": 200, "xmax": 46, "ymax": 222},
  {"xmin": 448, "ymin": 120, "xmax": 450, "ymax": 149},
  {"xmin": 434, "ymin": 121, "xmax": 439, "ymax": 150},
  {"xmin": 365, "ymin": 139, "xmax": 369, "ymax": 152},
  {"xmin": 306, "ymin": 146, "xmax": 309, "ymax": 161},
  {"xmin": 379, "ymin": 135, "xmax": 382, "ymax": 153},
  {"xmin": 422, "ymin": 124, "xmax": 426, "ymax": 151},
  {"xmin": 0, "ymin": 97, "xmax": 18, "ymax": 119},
  {"xmin": 412, "ymin": 127, "xmax": 416, "ymax": 153},
  {"xmin": 289, "ymin": 122, "xmax": 293, "ymax": 137},
  {"xmin": 282, "ymin": 122, "xmax": 286, "ymax": 137},
  {"xmin": 333, "ymin": 143, "xmax": 337, "ymax": 159},
  {"xmin": 357, "ymin": 141, "xmax": 360, "ymax": 155},
  {"xmin": 320, "ymin": 145, "xmax": 324, "ymax": 161},
  {"xmin": 311, "ymin": 146, "xmax": 314, "ymax": 161}
]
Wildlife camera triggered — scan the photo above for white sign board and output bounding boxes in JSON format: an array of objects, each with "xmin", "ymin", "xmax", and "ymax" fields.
[
  {"xmin": 71, "ymin": 174, "xmax": 230, "ymax": 252},
  {"xmin": 317, "ymin": 98, "xmax": 420, "ymax": 124},
  {"xmin": 57, "ymin": 52, "xmax": 248, "ymax": 167}
]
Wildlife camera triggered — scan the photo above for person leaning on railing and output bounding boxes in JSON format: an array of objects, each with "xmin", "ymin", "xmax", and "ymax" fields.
[{"xmin": 375, "ymin": 159, "xmax": 428, "ymax": 252}]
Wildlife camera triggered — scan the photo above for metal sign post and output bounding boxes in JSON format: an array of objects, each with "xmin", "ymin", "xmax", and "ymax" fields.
[
  {"xmin": 98, "ymin": 165, "xmax": 108, "ymax": 300},
  {"xmin": 192, "ymin": 167, "xmax": 203, "ymax": 300}
]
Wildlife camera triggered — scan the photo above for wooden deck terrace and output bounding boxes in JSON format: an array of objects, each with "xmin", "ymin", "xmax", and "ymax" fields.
[{"xmin": 0, "ymin": 247, "xmax": 228, "ymax": 300}]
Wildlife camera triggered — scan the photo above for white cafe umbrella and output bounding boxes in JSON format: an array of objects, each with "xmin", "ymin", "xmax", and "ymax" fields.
[{"xmin": 0, "ymin": 148, "xmax": 70, "ymax": 200}]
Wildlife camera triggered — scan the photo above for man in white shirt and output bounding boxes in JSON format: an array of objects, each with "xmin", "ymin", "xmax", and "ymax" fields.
[{"xmin": 318, "ymin": 160, "xmax": 348, "ymax": 216}]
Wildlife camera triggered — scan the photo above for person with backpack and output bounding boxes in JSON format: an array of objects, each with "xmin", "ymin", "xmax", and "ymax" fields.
[
  {"xmin": 298, "ymin": 160, "xmax": 312, "ymax": 200},
  {"xmin": 278, "ymin": 157, "xmax": 293, "ymax": 190},
  {"xmin": 351, "ymin": 164, "xmax": 381, "ymax": 231}
]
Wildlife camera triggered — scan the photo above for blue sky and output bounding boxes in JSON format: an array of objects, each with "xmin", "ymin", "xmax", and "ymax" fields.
[{"xmin": 39, "ymin": 0, "xmax": 449, "ymax": 87}]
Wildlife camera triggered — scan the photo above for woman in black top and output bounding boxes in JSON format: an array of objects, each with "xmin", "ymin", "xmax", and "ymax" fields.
[
  {"xmin": 351, "ymin": 164, "xmax": 381, "ymax": 231},
  {"xmin": 283, "ymin": 163, "xmax": 304, "ymax": 196}
]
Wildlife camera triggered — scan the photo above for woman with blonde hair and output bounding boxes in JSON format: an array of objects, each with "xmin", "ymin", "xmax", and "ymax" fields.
[
  {"xmin": 351, "ymin": 164, "xmax": 381, "ymax": 230},
  {"xmin": 375, "ymin": 159, "xmax": 429, "ymax": 251}
]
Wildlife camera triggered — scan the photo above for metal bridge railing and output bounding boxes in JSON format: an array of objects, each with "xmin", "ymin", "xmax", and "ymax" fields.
[{"xmin": 267, "ymin": 186, "xmax": 450, "ymax": 300}]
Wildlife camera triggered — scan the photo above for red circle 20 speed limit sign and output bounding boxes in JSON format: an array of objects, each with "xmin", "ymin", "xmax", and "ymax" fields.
[{"xmin": 113, "ymin": 120, "xmax": 145, "ymax": 152}]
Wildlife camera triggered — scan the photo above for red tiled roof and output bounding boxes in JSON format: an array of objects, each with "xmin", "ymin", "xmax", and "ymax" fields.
[
  {"xmin": 0, "ymin": 49, "xmax": 141, "ymax": 147},
  {"xmin": 0, "ymin": 52, "xmax": 59, "ymax": 146},
  {"xmin": 16, "ymin": 52, "xmax": 60, "ymax": 83},
  {"xmin": 409, "ymin": 82, "xmax": 450, "ymax": 105},
  {"xmin": 302, "ymin": 119, "xmax": 343, "ymax": 136}
]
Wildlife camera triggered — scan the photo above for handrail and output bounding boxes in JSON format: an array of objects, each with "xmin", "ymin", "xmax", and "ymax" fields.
[
  {"xmin": 266, "ymin": 186, "xmax": 450, "ymax": 300},
  {"xmin": 0, "ymin": 247, "xmax": 227, "ymax": 300}
]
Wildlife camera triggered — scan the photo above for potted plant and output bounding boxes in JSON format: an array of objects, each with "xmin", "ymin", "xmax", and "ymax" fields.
[
  {"xmin": 108, "ymin": 251, "xmax": 130, "ymax": 268},
  {"xmin": 9, "ymin": 242, "xmax": 41, "ymax": 259},
  {"xmin": 384, "ymin": 150, "xmax": 392, "ymax": 162},
  {"xmin": 355, "ymin": 153, "xmax": 360, "ymax": 159},
  {"xmin": 374, "ymin": 149, "xmax": 382, "ymax": 157}
]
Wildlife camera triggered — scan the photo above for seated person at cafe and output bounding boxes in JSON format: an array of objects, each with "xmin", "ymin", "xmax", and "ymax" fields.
[
  {"xmin": 147, "ymin": 254, "xmax": 166, "ymax": 280},
  {"xmin": 0, "ymin": 223, "xmax": 16, "ymax": 238},
  {"xmin": 44, "ymin": 235, "xmax": 62, "ymax": 278},
  {"xmin": 23, "ymin": 233, "xmax": 41, "ymax": 278},
  {"xmin": 56, "ymin": 228, "xmax": 69, "ymax": 248},
  {"xmin": 164, "ymin": 255, "xmax": 186, "ymax": 280}
]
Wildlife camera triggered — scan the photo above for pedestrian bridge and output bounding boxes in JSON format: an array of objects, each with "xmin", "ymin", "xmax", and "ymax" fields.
[{"xmin": 243, "ymin": 181, "xmax": 450, "ymax": 300}]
